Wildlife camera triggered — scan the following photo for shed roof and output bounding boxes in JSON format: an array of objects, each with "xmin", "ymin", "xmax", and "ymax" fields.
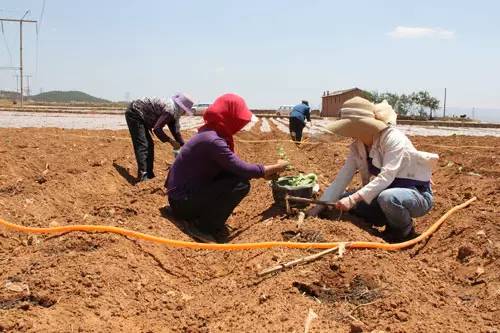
[{"xmin": 323, "ymin": 87, "xmax": 363, "ymax": 97}]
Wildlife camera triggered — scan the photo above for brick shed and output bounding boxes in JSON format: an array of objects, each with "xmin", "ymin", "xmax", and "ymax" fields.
[{"xmin": 321, "ymin": 88, "xmax": 368, "ymax": 117}]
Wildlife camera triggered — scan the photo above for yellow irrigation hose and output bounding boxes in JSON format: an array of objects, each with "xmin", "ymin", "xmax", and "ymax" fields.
[{"xmin": 0, "ymin": 197, "xmax": 476, "ymax": 251}]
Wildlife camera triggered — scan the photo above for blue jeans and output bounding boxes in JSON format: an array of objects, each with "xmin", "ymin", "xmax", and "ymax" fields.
[{"xmin": 343, "ymin": 187, "xmax": 433, "ymax": 237}]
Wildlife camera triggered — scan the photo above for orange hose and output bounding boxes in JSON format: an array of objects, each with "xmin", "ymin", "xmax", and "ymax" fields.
[{"xmin": 0, "ymin": 197, "xmax": 476, "ymax": 251}]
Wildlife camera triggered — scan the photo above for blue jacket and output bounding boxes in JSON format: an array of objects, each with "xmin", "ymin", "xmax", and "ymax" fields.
[{"xmin": 290, "ymin": 103, "xmax": 311, "ymax": 123}]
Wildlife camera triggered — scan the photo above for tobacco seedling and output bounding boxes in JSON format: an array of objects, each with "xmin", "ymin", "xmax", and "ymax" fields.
[{"xmin": 277, "ymin": 146, "xmax": 293, "ymax": 170}]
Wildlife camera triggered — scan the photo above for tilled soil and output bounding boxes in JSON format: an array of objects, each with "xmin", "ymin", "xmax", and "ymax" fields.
[{"xmin": 0, "ymin": 125, "xmax": 499, "ymax": 332}]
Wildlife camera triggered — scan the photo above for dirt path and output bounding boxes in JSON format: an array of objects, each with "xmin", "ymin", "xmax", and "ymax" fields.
[{"xmin": 0, "ymin": 128, "xmax": 498, "ymax": 332}]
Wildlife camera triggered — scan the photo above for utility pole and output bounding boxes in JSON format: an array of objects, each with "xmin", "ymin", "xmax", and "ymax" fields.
[
  {"xmin": 0, "ymin": 13, "xmax": 37, "ymax": 110},
  {"xmin": 13, "ymin": 74, "xmax": 19, "ymax": 94},
  {"xmin": 443, "ymin": 88, "xmax": 447, "ymax": 118},
  {"xmin": 25, "ymin": 74, "xmax": 32, "ymax": 97}
]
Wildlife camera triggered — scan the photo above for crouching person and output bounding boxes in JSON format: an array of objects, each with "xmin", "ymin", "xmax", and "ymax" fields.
[
  {"xmin": 166, "ymin": 93, "xmax": 288, "ymax": 243},
  {"xmin": 125, "ymin": 94, "xmax": 193, "ymax": 182},
  {"xmin": 308, "ymin": 97, "xmax": 438, "ymax": 242}
]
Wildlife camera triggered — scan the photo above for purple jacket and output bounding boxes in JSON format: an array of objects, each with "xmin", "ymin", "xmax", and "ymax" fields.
[{"xmin": 166, "ymin": 129, "xmax": 265, "ymax": 200}]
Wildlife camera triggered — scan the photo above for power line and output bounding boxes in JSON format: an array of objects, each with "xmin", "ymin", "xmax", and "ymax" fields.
[
  {"xmin": 35, "ymin": 0, "xmax": 46, "ymax": 88},
  {"xmin": 21, "ymin": 10, "xmax": 30, "ymax": 20},
  {"xmin": 39, "ymin": 0, "xmax": 46, "ymax": 26},
  {"xmin": 1, "ymin": 21, "xmax": 13, "ymax": 65}
]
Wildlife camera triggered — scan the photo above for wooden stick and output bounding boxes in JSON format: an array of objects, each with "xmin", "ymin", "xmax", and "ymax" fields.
[
  {"xmin": 258, "ymin": 246, "xmax": 339, "ymax": 276},
  {"xmin": 286, "ymin": 195, "xmax": 337, "ymax": 207},
  {"xmin": 297, "ymin": 211, "xmax": 306, "ymax": 228},
  {"xmin": 350, "ymin": 300, "xmax": 381, "ymax": 314},
  {"xmin": 303, "ymin": 308, "xmax": 318, "ymax": 333},
  {"xmin": 285, "ymin": 195, "xmax": 291, "ymax": 214}
]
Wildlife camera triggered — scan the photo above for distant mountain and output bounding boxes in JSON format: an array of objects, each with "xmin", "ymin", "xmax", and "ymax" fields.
[
  {"xmin": 30, "ymin": 91, "xmax": 111, "ymax": 103},
  {"xmin": 0, "ymin": 90, "xmax": 21, "ymax": 100}
]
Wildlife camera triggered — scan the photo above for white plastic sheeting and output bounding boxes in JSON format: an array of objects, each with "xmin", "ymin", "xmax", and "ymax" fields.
[
  {"xmin": 260, "ymin": 118, "xmax": 271, "ymax": 132},
  {"xmin": 1, "ymin": 112, "xmax": 499, "ymax": 137}
]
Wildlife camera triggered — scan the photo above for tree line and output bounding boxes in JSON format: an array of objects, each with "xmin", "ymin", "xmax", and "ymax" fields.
[{"xmin": 366, "ymin": 91, "xmax": 440, "ymax": 119}]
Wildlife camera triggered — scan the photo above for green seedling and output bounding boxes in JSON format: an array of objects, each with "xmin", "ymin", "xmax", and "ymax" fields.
[
  {"xmin": 276, "ymin": 173, "xmax": 317, "ymax": 187},
  {"xmin": 277, "ymin": 146, "xmax": 293, "ymax": 170}
]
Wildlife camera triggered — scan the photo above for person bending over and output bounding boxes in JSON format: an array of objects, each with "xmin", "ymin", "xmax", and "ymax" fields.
[
  {"xmin": 289, "ymin": 100, "xmax": 311, "ymax": 142},
  {"xmin": 125, "ymin": 93, "xmax": 193, "ymax": 182}
]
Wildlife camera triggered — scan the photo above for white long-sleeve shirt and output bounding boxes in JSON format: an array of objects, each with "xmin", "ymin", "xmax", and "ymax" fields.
[{"xmin": 320, "ymin": 127, "xmax": 439, "ymax": 204}]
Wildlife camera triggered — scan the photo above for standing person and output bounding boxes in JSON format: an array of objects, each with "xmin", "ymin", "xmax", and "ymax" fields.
[
  {"xmin": 125, "ymin": 93, "xmax": 194, "ymax": 182},
  {"xmin": 166, "ymin": 93, "xmax": 288, "ymax": 243},
  {"xmin": 289, "ymin": 100, "xmax": 311, "ymax": 142},
  {"xmin": 308, "ymin": 97, "xmax": 438, "ymax": 242}
]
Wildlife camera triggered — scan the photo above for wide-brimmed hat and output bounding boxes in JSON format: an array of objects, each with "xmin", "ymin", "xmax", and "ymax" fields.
[
  {"xmin": 374, "ymin": 100, "xmax": 397, "ymax": 126},
  {"xmin": 326, "ymin": 97, "xmax": 397, "ymax": 140},
  {"xmin": 172, "ymin": 93, "xmax": 194, "ymax": 115}
]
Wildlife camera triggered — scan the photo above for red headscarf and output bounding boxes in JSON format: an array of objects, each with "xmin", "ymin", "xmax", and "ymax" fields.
[{"xmin": 199, "ymin": 93, "xmax": 252, "ymax": 151}]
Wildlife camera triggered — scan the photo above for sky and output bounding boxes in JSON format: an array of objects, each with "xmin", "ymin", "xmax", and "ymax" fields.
[{"xmin": 0, "ymin": 0, "xmax": 499, "ymax": 119}]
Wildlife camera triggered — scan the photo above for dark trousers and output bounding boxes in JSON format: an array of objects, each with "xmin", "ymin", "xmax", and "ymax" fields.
[
  {"xmin": 168, "ymin": 173, "xmax": 251, "ymax": 233},
  {"xmin": 289, "ymin": 116, "xmax": 305, "ymax": 142},
  {"xmin": 125, "ymin": 110, "xmax": 155, "ymax": 178}
]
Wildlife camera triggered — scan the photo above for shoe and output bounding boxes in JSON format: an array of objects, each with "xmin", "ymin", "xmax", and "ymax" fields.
[
  {"xmin": 213, "ymin": 226, "xmax": 231, "ymax": 243},
  {"xmin": 184, "ymin": 223, "xmax": 217, "ymax": 243},
  {"xmin": 138, "ymin": 171, "xmax": 152, "ymax": 182},
  {"xmin": 382, "ymin": 227, "xmax": 419, "ymax": 243}
]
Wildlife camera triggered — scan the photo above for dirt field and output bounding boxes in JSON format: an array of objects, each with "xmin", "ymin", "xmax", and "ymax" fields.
[{"xmin": 0, "ymin": 124, "xmax": 499, "ymax": 332}]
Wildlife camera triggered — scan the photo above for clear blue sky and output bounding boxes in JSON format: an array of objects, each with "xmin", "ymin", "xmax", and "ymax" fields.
[{"xmin": 1, "ymin": 0, "xmax": 499, "ymax": 113}]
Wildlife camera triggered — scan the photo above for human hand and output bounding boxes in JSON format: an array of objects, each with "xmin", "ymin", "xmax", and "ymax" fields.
[
  {"xmin": 335, "ymin": 193, "xmax": 362, "ymax": 211},
  {"xmin": 263, "ymin": 160, "xmax": 289, "ymax": 179},
  {"xmin": 276, "ymin": 159, "xmax": 289, "ymax": 172},
  {"xmin": 335, "ymin": 197, "xmax": 354, "ymax": 211}
]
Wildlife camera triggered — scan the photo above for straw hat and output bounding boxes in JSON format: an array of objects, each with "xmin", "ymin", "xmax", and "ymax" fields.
[
  {"xmin": 326, "ymin": 97, "xmax": 397, "ymax": 141},
  {"xmin": 374, "ymin": 100, "xmax": 397, "ymax": 126}
]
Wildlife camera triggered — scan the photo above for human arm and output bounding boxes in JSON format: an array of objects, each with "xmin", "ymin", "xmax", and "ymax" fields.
[
  {"xmin": 263, "ymin": 160, "xmax": 289, "ymax": 179},
  {"xmin": 167, "ymin": 118, "xmax": 185, "ymax": 146},
  {"xmin": 307, "ymin": 149, "xmax": 358, "ymax": 216},
  {"xmin": 152, "ymin": 113, "xmax": 181, "ymax": 148},
  {"xmin": 305, "ymin": 106, "xmax": 311, "ymax": 122},
  {"xmin": 209, "ymin": 138, "xmax": 266, "ymax": 178}
]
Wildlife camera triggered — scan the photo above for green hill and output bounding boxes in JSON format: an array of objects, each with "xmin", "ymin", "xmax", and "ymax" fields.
[{"xmin": 30, "ymin": 91, "xmax": 111, "ymax": 103}]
